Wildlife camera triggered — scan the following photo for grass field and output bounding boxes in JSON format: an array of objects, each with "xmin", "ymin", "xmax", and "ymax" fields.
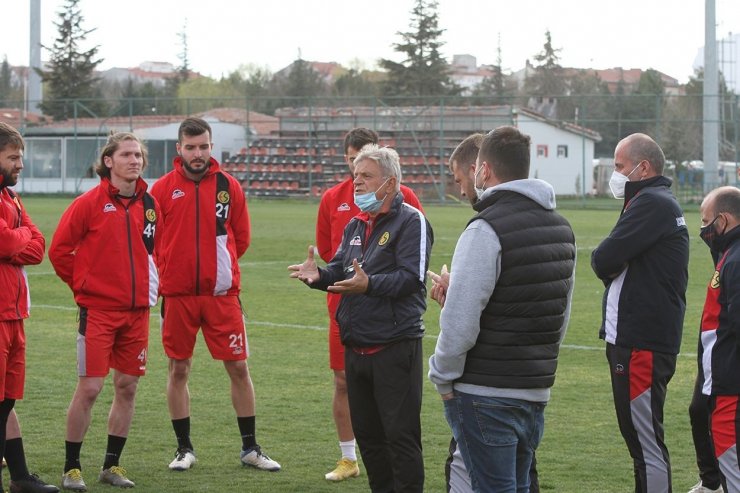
[{"xmin": 10, "ymin": 195, "xmax": 713, "ymax": 492}]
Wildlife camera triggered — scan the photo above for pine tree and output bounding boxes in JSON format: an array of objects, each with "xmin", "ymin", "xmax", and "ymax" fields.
[
  {"xmin": 0, "ymin": 57, "xmax": 13, "ymax": 105},
  {"xmin": 525, "ymin": 30, "xmax": 567, "ymax": 97},
  {"xmin": 473, "ymin": 35, "xmax": 517, "ymax": 104},
  {"xmin": 277, "ymin": 55, "xmax": 327, "ymax": 101},
  {"xmin": 379, "ymin": 0, "xmax": 460, "ymax": 98},
  {"xmin": 37, "ymin": 0, "xmax": 105, "ymax": 120}
]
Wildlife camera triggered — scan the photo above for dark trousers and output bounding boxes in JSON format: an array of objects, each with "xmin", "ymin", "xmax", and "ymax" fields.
[
  {"xmin": 346, "ymin": 338, "xmax": 424, "ymax": 493},
  {"xmin": 606, "ymin": 343, "xmax": 676, "ymax": 493},
  {"xmin": 689, "ymin": 372, "xmax": 723, "ymax": 490}
]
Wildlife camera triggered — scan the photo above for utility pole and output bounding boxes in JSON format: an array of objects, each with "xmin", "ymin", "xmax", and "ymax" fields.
[
  {"xmin": 703, "ymin": 0, "xmax": 719, "ymax": 192},
  {"xmin": 28, "ymin": 0, "xmax": 42, "ymax": 115}
]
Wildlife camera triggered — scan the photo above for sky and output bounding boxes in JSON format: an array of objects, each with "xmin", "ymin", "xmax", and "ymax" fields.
[{"xmin": 2, "ymin": 0, "xmax": 740, "ymax": 86}]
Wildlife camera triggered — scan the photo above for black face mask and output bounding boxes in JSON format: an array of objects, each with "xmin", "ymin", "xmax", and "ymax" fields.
[{"xmin": 699, "ymin": 215, "xmax": 726, "ymax": 252}]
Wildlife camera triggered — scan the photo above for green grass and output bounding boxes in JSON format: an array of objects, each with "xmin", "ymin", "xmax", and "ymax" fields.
[{"xmin": 11, "ymin": 196, "xmax": 712, "ymax": 492}]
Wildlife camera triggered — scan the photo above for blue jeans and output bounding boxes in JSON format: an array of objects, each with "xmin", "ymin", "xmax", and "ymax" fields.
[{"xmin": 444, "ymin": 392, "xmax": 545, "ymax": 493}]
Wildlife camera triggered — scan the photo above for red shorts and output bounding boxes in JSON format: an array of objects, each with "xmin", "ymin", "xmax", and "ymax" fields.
[
  {"xmin": 161, "ymin": 295, "xmax": 248, "ymax": 361},
  {"xmin": 77, "ymin": 307, "xmax": 150, "ymax": 377},
  {"xmin": 0, "ymin": 320, "xmax": 25, "ymax": 399},
  {"xmin": 327, "ymin": 293, "xmax": 345, "ymax": 371}
]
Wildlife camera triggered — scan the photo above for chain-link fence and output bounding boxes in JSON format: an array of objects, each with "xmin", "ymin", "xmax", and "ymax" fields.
[{"xmin": 3, "ymin": 94, "xmax": 738, "ymax": 204}]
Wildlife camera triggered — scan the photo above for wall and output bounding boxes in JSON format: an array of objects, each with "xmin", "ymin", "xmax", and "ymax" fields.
[{"xmin": 520, "ymin": 116, "xmax": 595, "ymax": 196}]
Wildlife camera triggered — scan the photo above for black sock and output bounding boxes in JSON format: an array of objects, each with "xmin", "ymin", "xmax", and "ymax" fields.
[
  {"xmin": 237, "ymin": 416, "xmax": 256, "ymax": 450},
  {"xmin": 172, "ymin": 417, "xmax": 193, "ymax": 451},
  {"xmin": 0, "ymin": 399, "xmax": 15, "ymax": 490},
  {"xmin": 5, "ymin": 437, "xmax": 29, "ymax": 481},
  {"xmin": 64, "ymin": 441, "xmax": 83, "ymax": 472},
  {"xmin": 103, "ymin": 435, "xmax": 127, "ymax": 470}
]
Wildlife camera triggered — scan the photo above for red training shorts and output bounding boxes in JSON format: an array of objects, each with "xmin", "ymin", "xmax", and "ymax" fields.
[
  {"xmin": 161, "ymin": 295, "xmax": 249, "ymax": 361},
  {"xmin": 0, "ymin": 320, "xmax": 25, "ymax": 400},
  {"xmin": 77, "ymin": 307, "xmax": 150, "ymax": 377},
  {"xmin": 327, "ymin": 292, "xmax": 345, "ymax": 371}
]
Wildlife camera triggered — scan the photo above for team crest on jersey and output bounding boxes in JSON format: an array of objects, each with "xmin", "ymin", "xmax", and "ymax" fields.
[
  {"xmin": 711, "ymin": 270, "xmax": 720, "ymax": 289},
  {"xmin": 349, "ymin": 235, "xmax": 362, "ymax": 246},
  {"xmin": 337, "ymin": 202, "xmax": 351, "ymax": 211},
  {"xmin": 145, "ymin": 209, "xmax": 157, "ymax": 222},
  {"xmin": 217, "ymin": 191, "xmax": 230, "ymax": 204},
  {"xmin": 171, "ymin": 189, "xmax": 185, "ymax": 200},
  {"xmin": 232, "ymin": 346, "xmax": 243, "ymax": 355},
  {"xmin": 378, "ymin": 232, "xmax": 390, "ymax": 246},
  {"xmin": 103, "ymin": 203, "xmax": 117, "ymax": 213},
  {"xmin": 676, "ymin": 216, "xmax": 686, "ymax": 227}
]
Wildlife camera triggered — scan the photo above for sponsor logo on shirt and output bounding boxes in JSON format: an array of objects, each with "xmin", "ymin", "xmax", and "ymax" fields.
[
  {"xmin": 337, "ymin": 202, "xmax": 351, "ymax": 211},
  {"xmin": 103, "ymin": 203, "xmax": 117, "ymax": 213},
  {"xmin": 172, "ymin": 189, "xmax": 185, "ymax": 200},
  {"xmin": 349, "ymin": 235, "xmax": 362, "ymax": 246},
  {"xmin": 676, "ymin": 216, "xmax": 686, "ymax": 227},
  {"xmin": 378, "ymin": 232, "xmax": 390, "ymax": 246}
]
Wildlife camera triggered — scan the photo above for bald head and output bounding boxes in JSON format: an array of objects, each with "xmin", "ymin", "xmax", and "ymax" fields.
[
  {"xmin": 615, "ymin": 133, "xmax": 665, "ymax": 177},
  {"xmin": 701, "ymin": 186, "xmax": 740, "ymax": 229}
]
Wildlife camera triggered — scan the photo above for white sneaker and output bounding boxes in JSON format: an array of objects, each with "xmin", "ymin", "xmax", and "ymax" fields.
[
  {"xmin": 240, "ymin": 445, "xmax": 281, "ymax": 471},
  {"xmin": 168, "ymin": 448, "xmax": 197, "ymax": 471},
  {"xmin": 687, "ymin": 480, "xmax": 724, "ymax": 493}
]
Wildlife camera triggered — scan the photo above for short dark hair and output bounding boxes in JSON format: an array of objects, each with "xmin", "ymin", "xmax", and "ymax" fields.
[
  {"xmin": 95, "ymin": 132, "xmax": 148, "ymax": 179},
  {"xmin": 178, "ymin": 117, "xmax": 212, "ymax": 143},
  {"xmin": 479, "ymin": 126, "xmax": 531, "ymax": 182},
  {"xmin": 344, "ymin": 127, "xmax": 378, "ymax": 154},
  {"xmin": 0, "ymin": 122, "xmax": 24, "ymax": 153},
  {"xmin": 713, "ymin": 186, "xmax": 740, "ymax": 220},
  {"xmin": 449, "ymin": 133, "xmax": 484, "ymax": 170}
]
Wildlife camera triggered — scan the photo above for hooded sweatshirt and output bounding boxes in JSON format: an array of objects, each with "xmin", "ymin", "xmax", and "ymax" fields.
[{"xmin": 428, "ymin": 179, "xmax": 575, "ymax": 402}]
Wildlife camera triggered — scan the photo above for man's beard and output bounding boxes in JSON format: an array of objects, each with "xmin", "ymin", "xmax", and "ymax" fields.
[
  {"xmin": 0, "ymin": 168, "xmax": 18, "ymax": 187},
  {"xmin": 183, "ymin": 159, "xmax": 209, "ymax": 176}
]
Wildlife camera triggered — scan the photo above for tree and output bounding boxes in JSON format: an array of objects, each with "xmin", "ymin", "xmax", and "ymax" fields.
[
  {"xmin": 273, "ymin": 56, "xmax": 327, "ymax": 102},
  {"xmin": 37, "ymin": 0, "xmax": 105, "ymax": 120},
  {"xmin": 621, "ymin": 69, "xmax": 666, "ymax": 138},
  {"xmin": 0, "ymin": 57, "xmax": 15, "ymax": 106},
  {"xmin": 525, "ymin": 30, "xmax": 567, "ymax": 98},
  {"xmin": 379, "ymin": 0, "xmax": 460, "ymax": 98},
  {"xmin": 332, "ymin": 68, "xmax": 382, "ymax": 100},
  {"xmin": 473, "ymin": 36, "xmax": 518, "ymax": 104}
]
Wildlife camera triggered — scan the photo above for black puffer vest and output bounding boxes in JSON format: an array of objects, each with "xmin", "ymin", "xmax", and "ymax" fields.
[{"xmin": 457, "ymin": 190, "xmax": 576, "ymax": 389}]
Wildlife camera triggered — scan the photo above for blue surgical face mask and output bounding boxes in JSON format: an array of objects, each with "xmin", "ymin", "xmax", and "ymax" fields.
[{"xmin": 354, "ymin": 178, "xmax": 389, "ymax": 212}]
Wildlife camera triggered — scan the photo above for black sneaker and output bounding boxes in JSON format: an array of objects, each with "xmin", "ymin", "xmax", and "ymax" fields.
[{"xmin": 9, "ymin": 473, "xmax": 60, "ymax": 493}]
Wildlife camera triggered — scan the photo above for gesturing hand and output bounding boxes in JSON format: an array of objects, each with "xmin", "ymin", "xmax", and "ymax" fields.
[
  {"xmin": 288, "ymin": 245, "xmax": 320, "ymax": 285},
  {"xmin": 427, "ymin": 263, "xmax": 449, "ymax": 307},
  {"xmin": 328, "ymin": 258, "xmax": 368, "ymax": 294}
]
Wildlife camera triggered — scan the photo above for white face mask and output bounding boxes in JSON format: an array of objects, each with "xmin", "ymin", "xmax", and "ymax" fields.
[
  {"xmin": 608, "ymin": 164, "xmax": 642, "ymax": 199},
  {"xmin": 473, "ymin": 165, "xmax": 486, "ymax": 200}
]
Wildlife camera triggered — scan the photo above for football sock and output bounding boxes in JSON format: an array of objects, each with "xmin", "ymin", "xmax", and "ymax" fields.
[
  {"xmin": 4, "ymin": 437, "xmax": 30, "ymax": 481},
  {"xmin": 237, "ymin": 416, "xmax": 256, "ymax": 450},
  {"xmin": 103, "ymin": 435, "xmax": 127, "ymax": 469},
  {"xmin": 340, "ymin": 439, "xmax": 357, "ymax": 461},
  {"xmin": 64, "ymin": 441, "xmax": 83, "ymax": 472},
  {"xmin": 172, "ymin": 417, "xmax": 193, "ymax": 450}
]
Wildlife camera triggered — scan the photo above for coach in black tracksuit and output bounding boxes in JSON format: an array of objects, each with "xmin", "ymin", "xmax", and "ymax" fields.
[
  {"xmin": 697, "ymin": 186, "xmax": 740, "ymax": 492},
  {"xmin": 591, "ymin": 133, "xmax": 689, "ymax": 493},
  {"xmin": 290, "ymin": 145, "xmax": 432, "ymax": 493}
]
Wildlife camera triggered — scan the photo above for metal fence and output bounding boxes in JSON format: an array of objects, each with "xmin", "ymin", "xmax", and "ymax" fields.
[{"xmin": 4, "ymin": 94, "xmax": 739, "ymax": 203}]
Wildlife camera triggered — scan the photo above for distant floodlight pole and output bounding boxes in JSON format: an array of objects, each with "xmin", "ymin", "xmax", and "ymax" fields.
[
  {"xmin": 703, "ymin": 0, "xmax": 719, "ymax": 193},
  {"xmin": 28, "ymin": 0, "xmax": 42, "ymax": 115}
]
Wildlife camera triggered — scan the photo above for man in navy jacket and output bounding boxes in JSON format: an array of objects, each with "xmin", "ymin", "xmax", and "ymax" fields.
[
  {"xmin": 290, "ymin": 144, "xmax": 432, "ymax": 493},
  {"xmin": 696, "ymin": 186, "xmax": 740, "ymax": 492},
  {"xmin": 592, "ymin": 133, "xmax": 689, "ymax": 493}
]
